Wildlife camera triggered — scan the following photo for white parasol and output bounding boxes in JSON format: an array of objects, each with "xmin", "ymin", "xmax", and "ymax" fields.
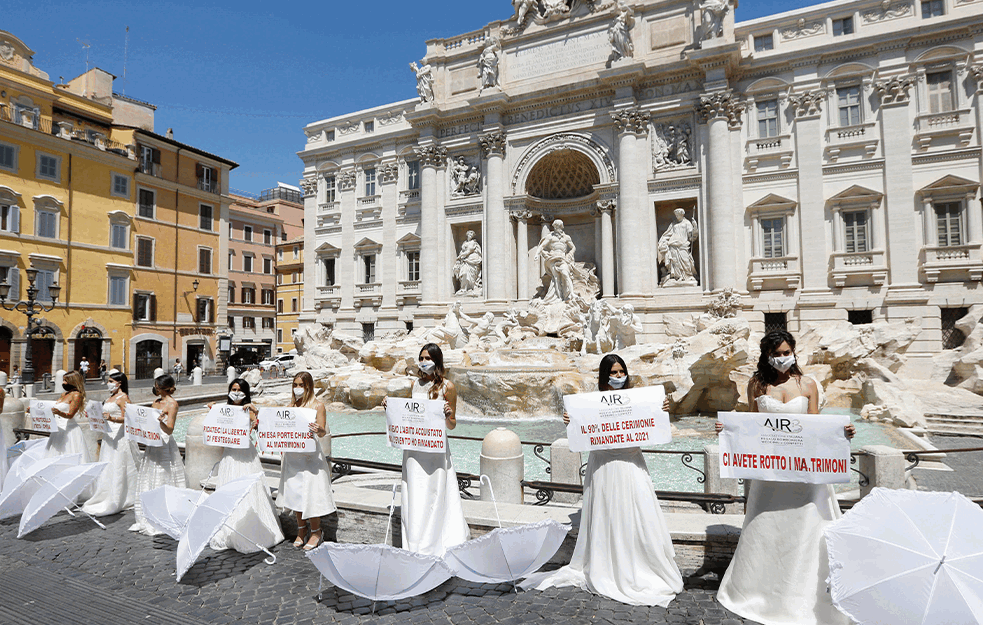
[
  {"xmin": 825, "ymin": 487, "xmax": 983, "ymax": 625},
  {"xmin": 3, "ymin": 439, "xmax": 47, "ymax": 489},
  {"xmin": 18, "ymin": 462, "xmax": 109, "ymax": 537},
  {"xmin": 0, "ymin": 453, "xmax": 80, "ymax": 520},
  {"xmin": 445, "ymin": 476, "xmax": 570, "ymax": 588},
  {"xmin": 307, "ymin": 484, "xmax": 452, "ymax": 603},
  {"xmin": 140, "ymin": 485, "xmax": 201, "ymax": 541}
]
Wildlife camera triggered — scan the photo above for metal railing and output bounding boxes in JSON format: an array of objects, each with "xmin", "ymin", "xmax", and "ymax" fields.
[{"xmin": 197, "ymin": 178, "xmax": 220, "ymax": 194}]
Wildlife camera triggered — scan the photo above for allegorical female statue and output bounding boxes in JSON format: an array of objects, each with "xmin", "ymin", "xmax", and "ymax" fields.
[
  {"xmin": 453, "ymin": 230, "xmax": 482, "ymax": 296},
  {"xmin": 657, "ymin": 208, "xmax": 699, "ymax": 286}
]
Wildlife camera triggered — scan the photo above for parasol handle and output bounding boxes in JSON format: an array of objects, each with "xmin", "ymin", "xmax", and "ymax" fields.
[
  {"xmin": 373, "ymin": 483, "xmax": 400, "ymax": 614},
  {"xmin": 480, "ymin": 475, "xmax": 517, "ymax": 594},
  {"xmin": 223, "ymin": 524, "xmax": 277, "ymax": 565}
]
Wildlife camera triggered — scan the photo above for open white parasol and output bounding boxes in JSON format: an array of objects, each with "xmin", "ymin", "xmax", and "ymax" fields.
[
  {"xmin": 140, "ymin": 485, "xmax": 201, "ymax": 541},
  {"xmin": 0, "ymin": 453, "xmax": 80, "ymax": 520},
  {"xmin": 2, "ymin": 439, "xmax": 48, "ymax": 489},
  {"xmin": 18, "ymin": 462, "xmax": 109, "ymax": 537},
  {"xmin": 825, "ymin": 487, "xmax": 983, "ymax": 624}
]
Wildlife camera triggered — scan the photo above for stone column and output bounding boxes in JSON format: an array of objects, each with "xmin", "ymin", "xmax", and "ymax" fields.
[
  {"xmin": 971, "ymin": 66, "xmax": 983, "ymax": 244},
  {"xmin": 512, "ymin": 210, "xmax": 531, "ymax": 301},
  {"xmin": 338, "ymin": 168, "xmax": 357, "ymax": 311},
  {"xmin": 416, "ymin": 144, "xmax": 447, "ymax": 305},
  {"xmin": 612, "ymin": 109, "xmax": 652, "ymax": 296},
  {"xmin": 481, "ymin": 132, "xmax": 508, "ymax": 303},
  {"xmin": 598, "ymin": 200, "xmax": 616, "ymax": 298},
  {"xmin": 789, "ymin": 91, "xmax": 830, "ymax": 291},
  {"xmin": 379, "ymin": 161, "xmax": 399, "ymax": 310},
  {"xmin": 697, "ymin": 92, "xmax": 742, "ymax": 291}
]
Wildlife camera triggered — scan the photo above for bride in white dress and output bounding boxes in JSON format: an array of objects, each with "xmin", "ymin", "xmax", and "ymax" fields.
[
  {"xmin": 209, "ymin": 378, "xmax": 284, "ymax": 552},
  {"xmin": 522, "ymin": 354, "xmax": 683, "ymax": 606},
  {"xmin": 384, "ymin": 343, "xmax": 469, "ymax": 556},
  {"xmin": 46, "ymin": 370, "xmax": 92, "ymax": 463},
  {"xmin": 82, "ymin": 371, "xmax": 139, "ymax": 516},
  {"xmin": 130, "ymin": 374, "xmax": 187, "ymax": 535},
  {"xmin": 716, "ymin": 330, "xmax": 855, "ymax": 625}
]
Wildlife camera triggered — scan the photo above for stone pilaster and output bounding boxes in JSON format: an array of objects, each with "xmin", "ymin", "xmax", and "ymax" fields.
[
  {"xmin": 611, "ymin": 108, "xmax": 651, "ymax": 296},
  {"xmin": 597, "ymin": 200, "xmax": 616, "ymax": 298},
  {"xmin": 481, "ymin": 131, "xmax": 509, "ymax": 302},
  {"xmin": 337, "ymin": 168, "xmax": 357, "ymax": 311},
  {"xmin": 973, "ymin": 66, "xmax": 983, "ymax": 245},
  {"xmin": 511, "ymin": 210, "xmax": 532, "ymax": 301},
  {"xmin": 379, "ymin": 161, "xmax": 399, "ymax": 309},
  {"xmin": 416, "ymin": 144, "xmax": 447, "ymax": 305},
  {"xmin": 790, "ymin": 90, "xmax": 827, "ymax": 291}
]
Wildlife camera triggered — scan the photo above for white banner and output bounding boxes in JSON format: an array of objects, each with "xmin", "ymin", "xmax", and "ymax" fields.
[
  {"xmin": 124, "ymin": 405, "xmax": 164, "ymax": 447},
  {"xmin": 718, "ymin": 411, "xmax": 852, "ymax": 484},
  {"xmin": 29, "ymin": 400, "xmax": 58, "ymax": 433},
  {"xmin": 203, "ymin": 405, "xmax": 252, "ymax": 449},
  {"xmin": 385, "ymin": 397, "xmax": 447, "ymax": 454},
  {"xmin": 564, "ymin": 385, "xmax": 672, "ymax": 453},
  {"xmin": 86, "ymin": 400, "xmax": 110, "ymax": 434},
  {"xmin": 256, "ymin": 407, "xmax": 317, "ymax": 453}
]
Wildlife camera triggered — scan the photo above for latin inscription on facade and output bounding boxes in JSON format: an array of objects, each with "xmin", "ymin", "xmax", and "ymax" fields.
[
  {"xmin": 506, "ymin": 29, "xmax": 610, "ymax": 82},
  {"xmin": 503, "ymin": 96, "xmax": 614, "ymax": 126},
  {"xmin": 437, "ymin": 122, "xmax": 484, "ymax": 139}
]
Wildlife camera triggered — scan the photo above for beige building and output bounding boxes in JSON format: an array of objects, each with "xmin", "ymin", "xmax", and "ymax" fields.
[{"xmin": 275, "ymin": 237, "xmax": 305, "ymax": 353}]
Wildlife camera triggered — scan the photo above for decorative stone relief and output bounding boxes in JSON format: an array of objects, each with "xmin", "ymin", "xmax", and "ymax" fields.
[
  {"xmin": 0, "ymin": 42, "xmax": 14, "ymax": 63},
  {"xmin": 658, "ymin": 208, "xmax": 699, "ymax": 287},
  {"xmin": 512, "ymin": 0, "xmax": 539, "ymax": 29},
  {"xmin": 416, "ymin": 144, "xmax": 448, "ymax": 169},
  {"xmin": 338, "ymin": 120, "xmax": 359, "ymax": 135},
  {"xmin": 453, "ymin": 230, "xmax": 483, "ymax": 296},
  {"xmin": 611, "ymin": 108, "xmax": 650, "ymax": 135},
  {"xmin": 510, "ymin": 209, "xmax": 535, "ymax": 223},
  {"xmin": 873, "ymin": 75, "xmax": 916, "ymax": 104},
  {"xmin": 378, "ymin": 110, "xmax": 403, "ymax": 126},
  {"xmin": 608, "ymin": 2, "xmax": 635, "ymax": 61},
  {"xmin": 300, "ymin": 178, "xmax": 317, "ymax": 198},
  {"xmin": 379, "ymin": 163, "xmax": 399, "ymax": 184},
  {"xmin": 480, "ymin": 132, "xmax": 507, "ymax": 158},
  {"xmin": 861, "ymin": 0, "xmax": 912, "ymax": 23},
  {"xmin": 697, "ymin": 92, "xmax": 743, "ymax": 128},
  {"xmin": 706, "ymin": 287, "xmax": 743, "ymax": 318},
  {"xmin": 511, "ymin": 134, "xmax": 616, "ymax": 193},
  {"xmin": 337, "ymin": 170, "xmax": 357, "ymax": 192},
  {"xmin": 788, "ymin": 90, "xmax": 827, "ymax": 118},
  {"xmin": 780, "ymin": 18, "xmax": 825, "ymax": 40},
  {"xmin": 478, "ymin": 38, "xmax": 502, "ymax": 92},
  {"xmin": 652, "ymin": 121, "xmax": 693, "ymax": 171},
  {"xmin": 970, "ymin": 65, "xmax": 983, "ymax": 92},
  {"xmin": 409, "ymin": 61, "xmax": 435, "ymax": 103},
  {"xmin": 306, "ymin": 131, "xmax": 321, "ymax": 143},
  {"xmin": 542, "ymin": 0, "xmax": 572, "ymax": 21},
  {"xmin": 699, "ymin": 0, "xmax": 730, "ymax": 42},
  {"xmin": 450, "ymin": 156, "xmax": 482, "ymax": 197},
  {"xmin": 587, "ymin": 0, "xmax": 618, "ymax": 12}
]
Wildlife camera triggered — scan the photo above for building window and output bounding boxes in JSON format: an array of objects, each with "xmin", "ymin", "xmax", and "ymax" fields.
[
  {"xmin": 262, "ymin": 317, "xmax": 274, "ymax": 329},
  {"xmin": 362, "ymin": 323, "xmax": 375, "ymax": 343},
  {"xmin": 243, "ymin": 317, "xmax": 255, "ymax": 329},
  {"xmin": 36, "ymin": 209, "xmax": 58, "ymax": 239},
  {"xmin": 764, "ymin": 312, "xmax": 788, "ymax": 334},
  {"xmin": 277, "ymin": 328, "xmax": 283, "ymax": 343},
  {"xmin": 843, "ymin": 210, "xmax": 870, "ymax": 253},
  {"xmin": 263, "ymin": 257, "xmax": 272, "ymax": 274},
  {"xmin": 754, "ymin": 33, "xmax": 773, "ymax": 52},
  {"xmin": 262, "ymin": 289, "xmax": 274, "ymax": 305},
  {"xmin": 293, "ymin": 246, "xmax": 299, "ymax": 259},
  {"xmin": 199, "ymin": 204, "xmax": 213, "ymax": 231},
  {"xmin": 228, "ymin": 286, "xmax": 235, "ymax": 304},
  {"xmin": 228, "ymin": 252, "xmax": 234, "ymax": 271},
  {"xmin": 848, "ymin": 310, "xmax": 873, "ymax": 325},
  {"xmin": 199, "ymin": 248, "xmax": 212, "ymax": 274},
  {"xmin": 407, "ymin": 161, "xmax": 420, "ymax": 190},
  {"xmin": 922, "ymin": 0, "xmax": 944, "ymax": 18},
  {"xmin": 761, "ymin": 217, "xmax": 785, "ymax": 258},
  {"xmin": 196, "ymin": 297, "xmax": 214, "ymax": 323},
  {"xmin": 756, "ymin": 100, "xmax": 779, "ymax": 138},
  {"xmin": 926, "ymin": 71, "xmax": 954, "ymax": 114},
  {"xmin": 325, "ymin": 176, "xmax": 336, "ymax": 203},
  {"xmin": 34, "ymin": 269, "xmax": 55, "ymax": 301},
  {"xmin": 942, "ymin": 307, "xmax": 969, "ymax": 349},
  {"xmin": 243, "ymin": 255, "xmax": 253, "ymax": 273},
  {"xmin": 0, "ymin": 143, "xmax": 18, "ymax": 172},
  {"xmin": 109, "ymin": 275, "xmax": 127, "ymax": 306},
  {"xmin": 197, "ymin": 164, "xmax": 218, "ymax": 193},
  {"xmin": 364, "ymin": 120, "xmax": 374, "ymax": 133},
  {"xmin": 363, "ymin": 254, "xmax": 376, "ymax": 283},
  {"xmin": 264, "ymin": 229, "xmax": 272, "ymax": 245},
  {"xmin": 242, "ymin": 287, "xmax": 255, "ymax": 304},
  {"xmin": 133, "ymin": 293, "xmax": 155, "ymax": 321},
  {"xmin": 37, "ymin": 153, "xmax": 59, "ymax": 181},
  {"xmin": 228, "ymin": 316, "xmax": 235, "ymax": 330},
  {"xmin": 0, "ymin": 204, "xmax": 19, "ymax": 233},
  {"xmin": 291, "ymin": 298, "xmax": 298, "ymax": 312},
  {"xmin": 110, "ymin": 223, "xmax": 128, "ymax": 249},
  {"xmin": 837, "ymin": 86, "xmax": 861, "ymax": 127},
  {"xmin": 243, "ymin": 225, "xmax": 253, "ymax": 242},
  {"xmin": 935, "ymin": 202, "xmax": 963, "ymax": 247},
  {"xmin": 277, "ymin": 299, "xmax": 284, "ymax": 313},
  {"xmin": 281, "ymin": 230, "xmax": 287, "ymax": 242},
  {"xmin": 405, "ymin": 321, "xmax": 414, "ymax": 333},
  {"xmin": 323, "ymin": 258, "xmax": 336, "ymax": 286},
  {"xmin": 364, "ymin": 168, "xmax": 376, "ymax": 197},
  {"xmin": 277, "ymin": 248, "xmax": 284, "ymax": 261},
  {"xmin": 277, "ymin": 274, "xmax": 283, "ymax": 285},
  {"xmin": 407, "ymin": 251, "xmax": 420, "ymax": 282},
  {"xmin": 139, "ymin": 146, "xmax": 161, "ymax": 176},
  {"xmin": 111, "ymin": 174, "xmax": 130, "ymax": 198},
  {"xmin": 138, "ymin": 188, "xmax": 155, "ymax": 218},
  {"xmin": 832, "ymin": 16, "xmax": 854, "ymax": 36}
]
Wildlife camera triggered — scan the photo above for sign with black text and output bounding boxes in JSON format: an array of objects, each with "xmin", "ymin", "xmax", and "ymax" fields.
[
  {"xmin": 257, "ymin": 407, "xmax": 317, "ymax": 453},
  {"xmin": 385, "ymin": 397, "xmax": 447, "ymax": 454},
  {"xmin": 29, "ymin": 400, "xmax": 57, "ymax": 433},
  {"xmin": 203, "ymin": 404, "xmax": 251, "ymax": 449},
  {"xmin": 124, "ymin": 405, "xmax": 164, "ymax": 447},
  {"xmin": 86, "ymin": 400, "xmax": 110, "ymax": 434},
  {"xmin": 564, "ymin": 385, "xmax": 672, "ymax": 452}
]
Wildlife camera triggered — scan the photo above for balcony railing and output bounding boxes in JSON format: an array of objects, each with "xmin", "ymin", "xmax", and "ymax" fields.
[
  {"xmin": 139, "ymin": 160, "xmax": 162, "ymax": 177},
  {"xmin": 0, "ymin": 106, "xmax": 135, "ymax": 161},
  {"xmin": 358, "ymin": 283, "xmax": 381, "ymax": 294},
  {"xmin": 831, "ymin": 250, "xmax": 888, "ymax": 287},
  {"xmin": 399, "ymin": 280, "xmax": 421, "ymax": 292},
  {"xmin": 748, "ymin": 255, "xmax": 801, "ymax": 291},
  {"xmin": 358, "ymin": 195, "xmax": 380, "ymax": 207},
  {"xmin": 399, "ymin": 189, "xmax": 421, "ymax": 204},
  {"xmin": 913, "ymin": 108, "xmax": 974, "ymax": 149},
  {"xmin": 197, "ymin": 178, "xmax": 220, "ymax": 194},
  {"xmin": 921, "ymin": 243, "xmax": 983, "ymax": 283}
]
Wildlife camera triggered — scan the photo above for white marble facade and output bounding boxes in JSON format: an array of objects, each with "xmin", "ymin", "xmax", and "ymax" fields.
[{"xmin": 299, "ymin": 0, "xmax": 983, "ymax": 371}]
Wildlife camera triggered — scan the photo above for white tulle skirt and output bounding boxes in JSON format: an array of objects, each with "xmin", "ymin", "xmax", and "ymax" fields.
[
  {"xmin": 129, "ymin": 432, "xmax": 187, "ymax": 535},
  {"xmin": 521, "ymin": 448, "xmax": 683, "ymax": 606},
  {"xmin": 44, "ymin": 416, "xmax": 91, "ymax": 462},
  {"xmin": 82, "ymin": 422, "xmax": 140, "ymax": 516},
  {"xmin": 210, "ymin": 445, "xmax": 284, "ymax": 552},
  {"xmin": 400, "ymin": 448, "xmax": 470, "ymax": 557},
  {"xmin": 276, "ymin": 447, "xmax": 335, "ymax": 520}
]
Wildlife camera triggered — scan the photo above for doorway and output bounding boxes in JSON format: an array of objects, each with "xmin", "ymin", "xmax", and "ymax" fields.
[
  {"xmin": 29, "ymin": 337, "xmax": 54, "ymax": 377},
  {"xmin": 186, "ymin": 343, "xmax": 205, "ymax": 372},
  {"xmin": 75, "ymin": 329, "xmax": 103, "ymax": 378},
  {"xmin": 0, "ymin": 327, "xmax": 10, "ymax": 375},
  {"xmin": 135, "ymin": 340, "xmax": 163, "ymax": 380}
]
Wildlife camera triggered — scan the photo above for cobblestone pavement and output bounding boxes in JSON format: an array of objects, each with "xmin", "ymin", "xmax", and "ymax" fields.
[
  {"xmin": 912, "ymin": 435, "xmax": 983, "ymax": 496},
  {"xmin": 0, "ymin": 509, "xmax": 753, "ymax": 625}
]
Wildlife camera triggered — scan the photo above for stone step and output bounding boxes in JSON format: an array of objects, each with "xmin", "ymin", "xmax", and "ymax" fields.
[
  {"xmin": 926, "ymin": 417, "xmax": 983, "ymax": 427},
  {"xmin": 926, "ymin": 413, "xmax": 983, "ymax": 423},
  {"xmin": 925, "ymin": 425, "xmax": 983, "ymax": 437}
]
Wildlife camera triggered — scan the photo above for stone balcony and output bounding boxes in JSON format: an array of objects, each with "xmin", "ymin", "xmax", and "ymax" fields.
[
  {"xmin": 921, "ymin": 243, "xmax": 983, "ymax": 283},
  {"xmin": 357, "ymin": 195, "xmax": 381, "ymax": 208},
  {"xmin": 355, "ymin": 283, "xmax": 383, "ymax": 308},
  {"xmin": 315, "ymin": 284, "xmax": 341, "ymax": 308},
  {"xmin": 318, "ymin": 202, "xmax": 339, "ymax": 214},
  {"xmin": 748, "ymin": 256, "xmax": 801, "ymax": 291},
  {"xmin": 824, "ymin": 122, "xmax": 878, "ymax": 162},
  {"xmin": 397, "ymin": 280, "xmax": 421, "ymax": 305},
  {"xmin": 913, "ymin": 109, "xmax": 975, "ymax": 150},
  {"xmin": 399, "ymin": 189, "xmax": 420, "ymax": 205},
  {"xmin": 744, "ymin": 134, "xmax": 793, "ymax": 171},
  {"xmin": 830, "ymin": 250, "xmax": 888, "ymax": 288}
]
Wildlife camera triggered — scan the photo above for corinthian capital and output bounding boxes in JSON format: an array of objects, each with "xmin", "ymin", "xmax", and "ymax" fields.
[
  {"xmin": 299, "ymin": 177, "xmax": 317, "ymax": 198},
  {"xmin": 971, "ymin": 65, "xmax": 983, "ymax": 93},
  {"xmin": 611, "ymin": 108, "xmax": 650, "ymax": 135},
  {"xmin": 416, "ymin": 144, "xmax": 448, "ymax": 169},
  {"xmin": 379, "ymin": 163, "xmax": 399, "ymax": 184},
  {"xmin": 697, "ymin": 91, "xmax": 743, "ymax": 128},
  {"xmin": 873, "ymin": 75, "xmax": 916, "ymax": 105},
  {"xmin": 787, "ymin": 89, "xmax": 827, "ymax": 118},
  {"xmin": 480, "ymin": 132, "xmax": 507, "ymax": 158},
  {"xmin": 337, "ymin": 170, "xmax": 357, "ymax": 191}
]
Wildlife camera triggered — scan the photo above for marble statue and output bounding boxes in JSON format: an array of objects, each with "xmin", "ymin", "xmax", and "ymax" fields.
[
  {"xmin": 653, "ymin": 122, "xmax": 693, "ymax": 171},
  {"xmin": 496, "ymin": 308, "xmax": 521, "ymax": 343},
  {"xmin": 471, "ymin": 312, "xmax": 498, "ymax": 342},
  {"xmin": 478, "ymin": 38, "xmax": 501, "ymax": 92},
  {"xmin": 534, "ymin": 220, "xmax": 577, "ymax": 303},
  {"xmin": 579, "ymin": 299, "xmax": 615, "ymax": 355},
  {"xmin": 410, "ymin": 61, "xmax": 434, "ymax": 103},
  {"xmin": 612, "ymin": 303, "xmax": 643, "ymax": 349},
  {"xmin": 453, "ymin": 230, "xmax": 483, "ymax": 296},
  {"xmin": 451, "ymin": 157, "xmax": 481, "ymax": 197},
  {"xmin": 421, "ymin": 303, "xmax": 467, "ymax": 349},
  {"xmin": 707, "ymin": 287, "xmax": 742, "ymax": 319},
  {"xmin": 701, "ymin": 0, "xmax": 729, "ymax": 40},
  {"xmin": 657, "ymin": 208, "xmax": 699, "ymax": 287},
  {"xmin": 542, "ymin": 0, "xmax": 572, "ymax": 20},
  {"xmin": 609, "ymin": 2, "xmax": 635, "ymax": 61},
  {"xmin": 512, "ymin": 0, "xmax": 538, "ymax": 27}
]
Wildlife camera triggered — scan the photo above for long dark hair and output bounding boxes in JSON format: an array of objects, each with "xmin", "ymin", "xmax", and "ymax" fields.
[
  {"xmin": 419, "ymin": 343, "xmax": 446, "ymax": 400},
  {"xmin": 228, "ymin": 378, "xmax": 252, "ymax": 405},
  {"xmin": 109, "ymin": 370, "xmax": 129, "ymax": 395},
  {"xmin": 598, "ymin": 353, "xmax": 631, "ymax": 392},
  {"xmin": 153, "ymin": 374, "xmax": 176, "ymax": 397},
  {"xmin": 752, "ymin": 330, "xmax": 804, "ymax": 389}
]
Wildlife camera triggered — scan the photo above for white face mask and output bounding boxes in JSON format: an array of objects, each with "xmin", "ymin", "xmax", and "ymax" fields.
[
  {"xmin": 293, "ymin": 387, "xmax": 306, "ymax": 398},
  {"xmin": 418, "ymin": 361, "xmax": 436, "ymax": 375},
  {"xmin": 768, "ymin": 354, "xmax": 796, "ymax": 373},
  {"xmin": 608, "ymin": 375, "xmax": 627, "ymax": 389},
  {"xmin": 107, "ymin": 381, "xmax": 119, "ymax": 392},
  {"xmin": 228, "ymin": 391, "xmax": 246, "ymax": 403}
]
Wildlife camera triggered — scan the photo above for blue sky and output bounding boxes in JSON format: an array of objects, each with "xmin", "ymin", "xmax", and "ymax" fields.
[{"xmin": 4, "ymin": 0, "xmax": 828, "ymax": 194}]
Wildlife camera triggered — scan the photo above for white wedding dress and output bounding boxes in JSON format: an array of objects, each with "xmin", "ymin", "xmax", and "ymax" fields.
[
  {"xmin": 717, "ymin": 395, "xmax": 849, "ymax": 625},
  {"xmin": 44, "ymin": 402, "xmax": 91, "ymax": 462},
  {"xmin": 400, "ymin": 380, "xmax": 470, "ymax": 556},
  {"xmin": 521, "ymin": 446, "xmax": 683, "ymax": 606},
  {"xmin": 276, "ymin": 401, "xmax": 335, "ymax": 520},
  {"xmin": 81, "ymin": 400, "xmax": 139, "ymax": 516},
  {"xmin": 130, "ymin": 418, "xmax": 187, "ymax": 535}
]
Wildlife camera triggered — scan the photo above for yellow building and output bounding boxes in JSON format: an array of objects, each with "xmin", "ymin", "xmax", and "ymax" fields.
[
  {"xmin": 0, "ymin": 30, "xmax": 236, "ymax": 382},
  {"xmin": 275, "ymin": 237, "xmax": 304, "ymax": 354}
]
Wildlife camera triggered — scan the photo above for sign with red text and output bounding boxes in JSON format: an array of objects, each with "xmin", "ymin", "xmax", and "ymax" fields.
[
  {"xmin": 718, "ymin": 411, "xmax": 851, "ymax": 484},
  {"xmin": 564, "ymin": 385, "xmax": 672, "ymax": 453},
  {"xmin": 86, "ymin": 400, "xmax": 110, "ymax": 434},
  {"xmin": 124, "ymin": 405, "xmax": 164, "ymax": 447},
  {"xmin": 256, "ymin": 407, "xmax": 317, "ymax": 453},
  {"xmin": 203, "ymin": 405, "xmax": 251, "ymax": 449},
  {"xmin": 29, "ymin": 400, "xmax": 57, "ymax": 433},
  {"xmin": 385, "ymin": 398, "xmax": 447, "ymax": 454}
]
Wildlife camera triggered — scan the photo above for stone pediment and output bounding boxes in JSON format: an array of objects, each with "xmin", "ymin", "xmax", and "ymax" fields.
[
  {"xmin": 828, "ymin": 185, "xmax": 883, "ymax": 205},
  {"xmin": 746, "ymin": 193, "xmax": 796, "ymax": 213},
  {"xmin": 919, "ymin": 175, "xmax": 979, "ymax": 198},
  {"xmin": 396, "ymin": 233, "xmax": 421, "ymax": 246},
  {"xmin": 315, "ymin": 242, "xmax": 341, "ymax": 255},
  {"xmin": 353, "ymin": 237, "xmax": 381, "ymax": 251}
]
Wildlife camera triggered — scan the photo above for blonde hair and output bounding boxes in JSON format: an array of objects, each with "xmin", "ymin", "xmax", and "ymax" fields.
[
  {"xmin": 63, "ymin": 370, "xmax": 87, "ymax": 404},
  {"xmin": 290, "ymin": 371, "xmax": 316, "ymax": 408}
]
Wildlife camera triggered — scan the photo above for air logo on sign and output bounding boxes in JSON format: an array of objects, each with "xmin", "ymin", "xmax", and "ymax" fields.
[
  {"xmin": 762, "ymin": 417, "xmax": 803, "ymax": 433},
  {"xmin": 403, "ymin": 401, "xmax": 426, "ymax": 414},
  {"xmin": 600, "ymin": 394, "xmax": 630, "ymax": 406}
]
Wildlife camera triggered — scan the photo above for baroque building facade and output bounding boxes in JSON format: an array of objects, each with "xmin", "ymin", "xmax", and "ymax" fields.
[{"xmin": 298, "ymin": 0, "xmax": 983, "ymax": 375}]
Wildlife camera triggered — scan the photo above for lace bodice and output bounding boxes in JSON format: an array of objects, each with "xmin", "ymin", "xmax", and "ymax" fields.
[
  {"xmin": 412, "ymin": 379, "xmax": 446, "ymax": 401},
  {"xmin": 755, "ymin": 394, "xmax": 809, "ymax": 414},
  {"xmin": 103, "ymin": 400, "xmax": 123, "ymax": 421}
]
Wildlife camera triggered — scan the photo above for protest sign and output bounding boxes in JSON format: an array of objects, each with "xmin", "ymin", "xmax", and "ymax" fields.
[
  {"xmin": 124, "ymin": 404, "xmax": 164, "ymax": 447},
  {"xmin": 203, "ymin": 404, "xmax": 252, "ymax": 449},
  {"xmin": 256, "ymin": 407, "xmax": 317, "ymax": 453},
  {"xmin": 29, "ymin": 400, "xmax": 57, "ymax": 433},
  {"xmin": 564, "ymin": 385, "xmax": 671, "ymax": 453},
  {"xmin": 385, "ymin": 397, "xmax": 447, "ymax": 454},
  {"xmin": 718, "ymin": 411, "xmax": 851, "ymax": 484},
  {"xmin": 86, "ymin": 400, "xmax": 110, "ymax": 434}
]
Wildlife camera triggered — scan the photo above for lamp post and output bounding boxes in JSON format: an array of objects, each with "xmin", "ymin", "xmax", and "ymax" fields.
[{"xmin": 0, "ymin": 267, "xmax": 61, "ymax": 391}]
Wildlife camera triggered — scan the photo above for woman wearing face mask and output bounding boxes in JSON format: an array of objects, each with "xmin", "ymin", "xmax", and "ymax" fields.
[
  {"xmin": 208, "ymin": 378, "xmax": 284, "ymax": 552},
  {"xmin": 82, "ymin": 370, "xmax": 140, "ymax": 516},
  {"xmin": 523, "ymin": 354, "xmax": 682, "ymax": 606},
  {"xmin": 277, "ymin": 371, "xmax": 335, "ymax": 550},
  {"xmin": 130, "ymin": 374, "xmax": 187, "ymax": 535},
  {"xmin": 715, "ymin": 330, "xmax": 854, "ymax": 625},
  {"xmin": 46, "ymin": 370, "xmax": 92, "ymax": 462}
]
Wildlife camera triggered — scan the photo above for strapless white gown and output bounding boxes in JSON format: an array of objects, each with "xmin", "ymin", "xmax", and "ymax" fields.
[
  {"xmin": 82, "ymin": 401, "xmax": 140, "ymax": 516},
  {"xmin": 130, "ymin": 428, "xmax": 187, "ymax": 536},
  {"xmin": 717, "ymin": 395, "xmax": 849, "ymax": 625},
  {"xmin": 276, "ymin": 401, "xmax": 336, "ymax": 520},
  {"xmin": 521, "ymin": 446, "xmax": 683, "ymax": 606},
  {"xmin": 44, "ymin": 402, "xmax": 91, "ymax": 462}
]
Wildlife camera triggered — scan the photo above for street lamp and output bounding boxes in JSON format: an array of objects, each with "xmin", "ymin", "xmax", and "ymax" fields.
[
  {"xmin": 192, "ymin": 278, "xmax": 200, "ymax": 292},
  {"xmin": 0, "ymin": 267, "xmax": 60, "ymax": 391}
]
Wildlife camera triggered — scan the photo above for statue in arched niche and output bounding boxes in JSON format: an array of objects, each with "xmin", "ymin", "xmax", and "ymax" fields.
[{"xmin": 453, "ymin": 230, "xmax": 483, "ymax": 296}]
